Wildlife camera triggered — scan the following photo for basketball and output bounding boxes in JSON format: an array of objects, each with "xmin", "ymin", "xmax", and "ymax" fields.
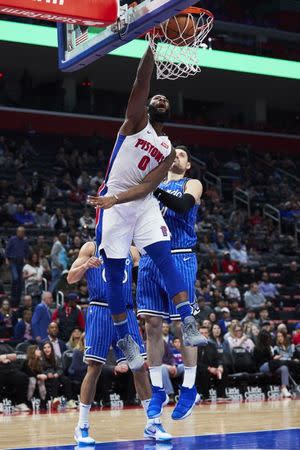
[{"xmin": 165, "ymin": 14, "xmax": 196, "ymax": 46}]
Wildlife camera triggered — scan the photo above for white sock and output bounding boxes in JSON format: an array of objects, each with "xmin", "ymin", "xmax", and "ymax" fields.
[
  {"xmin": 149, "ymin": 366, "xmax": 163, "ymax": 388},
  {"xmin": 78, "ymin": 402, "xmax": 91, "ymax": 428},
  {"xmin": 141, "ymin": 399, "xmax": 161, "ymax": 426},
  {"xmin": 182, "ymin": 366, "xmax": 196, "ymax": 389}
]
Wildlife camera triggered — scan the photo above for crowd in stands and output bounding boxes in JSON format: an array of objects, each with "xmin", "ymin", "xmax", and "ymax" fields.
[{"xmin": 0, "ymin": 132, "xmax": 300, "ymax": 412}]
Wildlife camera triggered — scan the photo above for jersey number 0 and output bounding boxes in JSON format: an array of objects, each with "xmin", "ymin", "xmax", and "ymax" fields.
[{"xmin": 138, "ymin": 155, "xmax": 150, "ymax": 171}]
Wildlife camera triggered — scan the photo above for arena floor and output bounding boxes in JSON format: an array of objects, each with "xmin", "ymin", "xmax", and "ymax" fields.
[{"xmin": 2, "ymin": 399, "xmax": 300, "ymax": 450}]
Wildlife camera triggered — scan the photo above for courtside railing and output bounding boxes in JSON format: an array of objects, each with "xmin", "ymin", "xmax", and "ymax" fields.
[
  {"xmin": 233, "ymin": 188, "xmax": 250, "ymax": 217},
  {"xmin": 263, "ymin": 204, "xmax": 282, "ymax": 234}
]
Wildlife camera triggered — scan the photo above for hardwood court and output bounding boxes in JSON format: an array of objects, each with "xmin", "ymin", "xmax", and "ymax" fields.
[{"xmin": 1, "ymin": 399, "xmax": 299, "ymax": 449}]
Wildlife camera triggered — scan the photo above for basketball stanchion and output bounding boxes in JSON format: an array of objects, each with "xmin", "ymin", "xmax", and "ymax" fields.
[{"xmin": 146, "ymin": 7, "xmax": 214, "ymax": 80}]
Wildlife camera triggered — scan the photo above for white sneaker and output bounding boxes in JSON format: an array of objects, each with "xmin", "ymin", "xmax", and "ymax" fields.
[
  {"xmin": 281, "ymin": 387, "xmax": 291, "ymax": 398},
  {"xmin": 74, "ymin": 425, "xmax": 95, "ymax": 445},
  {"xmin": 15, "ymin": 403, "xmax": 30, "ymax": 412},
  {"xmin": 144, "ymin": 422, "xmax": 172, "ymax": 441},
  {"xmin": 66, "ymin": 399, "xmax": 77, "ymax": 409}
]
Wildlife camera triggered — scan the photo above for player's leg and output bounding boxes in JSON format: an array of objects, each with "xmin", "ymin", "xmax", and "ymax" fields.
[
  {"xmin": 75, "ymin": 305, "xmax": 112, "ymax": 445},
  {"xmin": 136, "ymin": 256, "xmax": 171, "ymax": 423},
  {"xmin": 171, "ymin": 322, "xmax": 200, "ymax": 419},
  {"xmin": 134, "ymin": 201, "xmax": 206, "ymax": 347},
  {"xmin": 144, "ymin": 240, "xmax": 206, "ymax": 347},
  {"xmin": 75, "ymin": 360, "xmax": 103, "ymax": 445},
  {"xmin": 99, "ymin": 207, "xmax": 144, "ymax": 370},
  {"xmin": 115, "ymin": 309, "xmax": 171, "ymax": 441},
  {"xmin": 169, "ymin": 254, "xmax": 200, "ymax": 420},
  {"xmin": 134, "ymin": 364, "xmax": 171, "ymax": 442}
]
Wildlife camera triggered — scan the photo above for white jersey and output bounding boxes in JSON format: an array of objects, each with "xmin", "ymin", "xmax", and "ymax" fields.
[{"xmin": 105, "ymin": 122, "xmax": 172, "ymax": 195}]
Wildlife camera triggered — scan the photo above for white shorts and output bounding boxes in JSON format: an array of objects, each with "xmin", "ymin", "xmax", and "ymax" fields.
[{"xmin": 99, "ymin": 196, "xmax": 170, "ymax": 258}]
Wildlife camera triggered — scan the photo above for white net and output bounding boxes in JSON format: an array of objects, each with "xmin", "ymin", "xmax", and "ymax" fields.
[{"xmin": 146, "ymin": 8, "xmax": 214, "ymax": 80}]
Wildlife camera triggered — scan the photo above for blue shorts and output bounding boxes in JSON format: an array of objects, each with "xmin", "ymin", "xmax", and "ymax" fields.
[
  {"xmin": 137, "ymin": 252, "xmax": 197, "ymax": 321},
  {"xmin": 84, "ymin": 303, "xmax": 146, "ymax": 364}
]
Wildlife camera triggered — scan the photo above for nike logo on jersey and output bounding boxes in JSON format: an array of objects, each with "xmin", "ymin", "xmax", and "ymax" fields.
[{"xmin": 183, "ymin": 257, "xmax": 191, "ymax": 261}]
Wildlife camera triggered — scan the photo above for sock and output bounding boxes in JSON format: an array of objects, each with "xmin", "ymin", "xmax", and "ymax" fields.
[
  {"xmin": 142, "ymin": 399, "xmax": 161, "ymax": 425},
  {"xmin": 149, "ymin": 366, "xmax": 163, "ymax": 388},
  {"xmin": 114, "ymin": 319, "xmax": 129, "ymax": 340},
  {"xmin": 78, "ymin": 402, "xmax": 91, "ymax": 428},
  {"xmin": 182, "ymin": 366, "xmax": 197, "ymax": 389},
  {"xmin": 176, "ymin": 301, "xmax": 192, "ymax": 321}
]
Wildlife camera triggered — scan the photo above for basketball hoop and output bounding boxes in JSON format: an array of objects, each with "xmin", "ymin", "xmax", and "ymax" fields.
[{"xmin": 146, "ymin": 7, "xmax": 214, "ymax": 80}]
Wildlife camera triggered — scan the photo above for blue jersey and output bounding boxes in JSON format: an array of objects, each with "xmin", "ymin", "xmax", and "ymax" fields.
[
  {"xmin": 159, "ymin": 178, "xmax": 199, "ymax": 249},
  {"xmin": 85, "ymin": 244, "xmax": 134, "ymax": 307}
]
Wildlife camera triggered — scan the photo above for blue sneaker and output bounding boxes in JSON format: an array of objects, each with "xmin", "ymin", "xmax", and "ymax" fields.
[
  {"xmin": 144, "ymin": 422, "xmax": 172, "ymax": 441},
  {"xmin": 171, "ymin": 386, "xmax": 200, "ymax": 420},
  {"xmin": 147, "ymin": 386, "xmax": 169, "ymax": 419},
  {"xmin": 74, "ymin": 425, "xmax": 95, "ymax": 446}
]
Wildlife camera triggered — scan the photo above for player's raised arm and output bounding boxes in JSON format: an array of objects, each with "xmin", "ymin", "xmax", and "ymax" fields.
[
  {"xmin": 87, "ymin": 147, "xmax": 176, "ymax": 209},
  {"xmin": 120, "ymin": 46, "xmax": 155, "ymax": 136},
  {"xmin": 67, "ymin": 242, "xmax": 101, "ymax": 284}
]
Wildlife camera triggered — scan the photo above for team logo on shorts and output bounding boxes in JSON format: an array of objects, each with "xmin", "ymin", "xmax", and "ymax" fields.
[{"xmin": 161, "ymin": 226, "xmax": 168, "ymax": 237}]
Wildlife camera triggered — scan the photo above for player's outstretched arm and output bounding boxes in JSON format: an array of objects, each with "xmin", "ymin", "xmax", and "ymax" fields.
[
  {"xmin": 154, "ymin": 179, "xmax": 203, "ymax": 213},
  {"xmin": 67, "ymin": 242, "xmax": 101, "ymax": 284},
  {"xmin": 120, "ymin": 46, "xmax": 154, "ymax": 136},
  {"xmin": 87, "ymin": 147, "xmax": 176, "ymax": 209}
]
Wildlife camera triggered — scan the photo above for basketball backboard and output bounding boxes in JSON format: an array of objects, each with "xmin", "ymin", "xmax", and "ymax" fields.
[{"xmin": 57, "ymin": 0, "xmax": 200, "ymax": 72}]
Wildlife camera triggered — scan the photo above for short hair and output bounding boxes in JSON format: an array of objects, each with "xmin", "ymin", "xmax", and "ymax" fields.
[{"xmin": 175, "ymin": 145, "xmax": 191, "ymax": 162}]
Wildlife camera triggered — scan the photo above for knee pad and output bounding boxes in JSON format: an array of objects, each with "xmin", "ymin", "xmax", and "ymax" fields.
[{"xmin": 101, "ymin": 250, "xmax": 126, "ymax": 315}]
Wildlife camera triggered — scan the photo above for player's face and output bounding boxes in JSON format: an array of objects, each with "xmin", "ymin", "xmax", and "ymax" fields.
[
  {"xmin": 148, "ymin": 95, "xmax": 170, "ymax": 123},
  {"xmin": 170, "ymin": 148, "xmax": 191, "ymax": 174}
]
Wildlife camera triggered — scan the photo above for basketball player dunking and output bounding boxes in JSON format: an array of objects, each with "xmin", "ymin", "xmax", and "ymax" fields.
[
  {"xmin": 67, "ymin": 243, "xmax": 171, "ymax": 444},
  {"xmin": 87, "ymin": 46, "xmax": 206, "ymax": 372},
  {"xmin": 137, "ymin": 145, "xmax": 203, "ymax": 420}
]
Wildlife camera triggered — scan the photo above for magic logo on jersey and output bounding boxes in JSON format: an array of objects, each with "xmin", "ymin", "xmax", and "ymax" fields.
[
  {"xmin": 135, "ymin": 138, "xmax": 166, "ymax": 163},
  {"xmin": 159, "ymin": 178, "xmax": 199, "ymax": 249}
]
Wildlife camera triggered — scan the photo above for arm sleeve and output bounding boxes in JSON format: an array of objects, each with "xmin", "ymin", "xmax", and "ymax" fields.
[{"xmin": 154, "ymin": 189, "xmax": 195, "ymax": 213}]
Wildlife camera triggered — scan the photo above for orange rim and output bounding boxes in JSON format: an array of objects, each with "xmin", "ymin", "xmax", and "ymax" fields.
[
  {"xmin": 180, "ymin": 7, "xmax": 214, "ymax": 19},
  {"xmin": 147, "ymin": 7, "xmax": 214, "ymax": 37}
]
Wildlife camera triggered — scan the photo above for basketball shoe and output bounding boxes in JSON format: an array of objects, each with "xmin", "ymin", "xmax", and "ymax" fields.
[
  {"xmin": 74, "ymin": 425, "xmax": 95, "ymax": 446},
  {"xmin": 117, "ymin": 334, "xmax": 144, "ymax": 371},
  {"xmin": 171, "ymin": 385, "xmax": 200, "ymax": 420},
  {"xmin": 147, "ymin": 386, "xmax": 169, "ymax": 419},
  {"xmin": 181, "ymin": 316, "xmax": 208, "ymax": 347},
  {"xmin": 144, "ymin": 422, "xmax": 172, "ymax": 441}
]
